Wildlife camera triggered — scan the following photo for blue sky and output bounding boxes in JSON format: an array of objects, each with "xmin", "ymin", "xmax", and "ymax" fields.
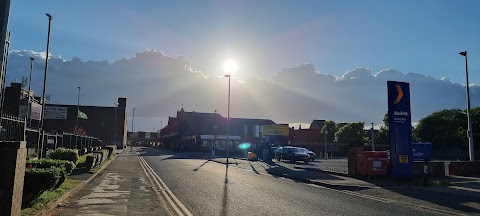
[{"xmin": 9, "ymin": 0, "xmax": 480, "ymax": 83}]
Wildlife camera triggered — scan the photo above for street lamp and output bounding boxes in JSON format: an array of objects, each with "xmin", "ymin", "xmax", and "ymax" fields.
[
  {"xmin": 224, "ymin": 59, "xmax": 237, "ymax": 165},
  {"xmin": 38, "ymin": 13, "xmax": 53, "ymax": 158},
  {"xmin": 113, "ymin": 102, "xmax": 118, "ymax": 145},
  {"xmin": 324, "ymin": 127, "xmax": 328, "ymax": 160},
  {"xmin": 459, "ymin": 51, "xmax": 474, "ymax": 161},
  {"xmin": 132, "ymin": 108, "xmax": 136, "ymax": 132},
  {"xmin": 27, "ymin": 57, "xmax": 34, "ymax": 126},
  {"xmin": 371, "ymin": 122, "xmax": 375, "ymax": 151},
  {"xmin": 76, "ymin": 86, "xmax": 81, "ymax": 129}
]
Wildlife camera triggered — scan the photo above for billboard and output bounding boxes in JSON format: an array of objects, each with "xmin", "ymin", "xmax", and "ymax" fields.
[
  {"xmin": 387, "ymin": 81, "xmax": 414, "ymax": 180},
  {"xmin": 44, "ymin": 106, "xmax": 68, "ymax": 119},
  {"xmin": 262, "ymin": 124, "xmax": 289, "ymax": 137},
  {"xmin": 19, "ymin": 102, "xmax": 42, "ymax": 120}
]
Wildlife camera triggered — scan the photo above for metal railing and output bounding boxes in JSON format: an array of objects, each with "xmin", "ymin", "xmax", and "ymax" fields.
[{"xmin": 0, "ymin": 115, "xmax": 26, "ymax": 141}]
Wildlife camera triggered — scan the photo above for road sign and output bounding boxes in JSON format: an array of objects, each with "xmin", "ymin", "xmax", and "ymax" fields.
[{"xmin": 388, "ymin": 81, "xmax": 414, "ymax": 180}]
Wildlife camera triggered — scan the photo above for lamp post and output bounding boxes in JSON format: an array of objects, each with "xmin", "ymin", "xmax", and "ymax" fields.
[
  {"xmin": 225, "ymin": 74, "xmax": 231, "ymax": 164},
  {"xmin": 38, "ymin": 13, "xmax": 53, "ymax": 158},
  {"xmin": 371, "ymin": 122, "xmax": 375, "ymax": 151},
  {"xmin": 459, "ymin": 51, "xmax": 474, "ymax": 161},
  {"xmin": 324, "ymin": 127, "xmax": 328, "ymax": 160},
  {"xmin": 132, "ymin": 108, "xmax": 136, "ymax": 132},
  {"xmin": 27, "ymin": 57, "xmax": 34, "ymax": 126},
  {"xmin": 76, "ymin": 86, "xmax": 81, "ymax": 129},
  {"xmin": 113, "ymin": 102, "xmax": 118, "ymax": 145}
]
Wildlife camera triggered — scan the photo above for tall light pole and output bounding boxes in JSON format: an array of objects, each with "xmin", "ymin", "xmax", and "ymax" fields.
[
  {"xmin": 225, "ymin": 74, "xmax": 231, "ymax": 164},
  {"xmin": 224, "ymin": 59, "xmax": 237, "ymax": 165},
  {"xmin": 132, "ymin": 108, "xmax": 136, "ymax": 132},
  {"xmin": 76, "ymin": 86, "xmax": 81, "ymax": 129},
  {"xmin": 39, "ymin": 13, "xmax": 53, "ymax": 158},
  {"xmin": 324, "ymin": 127, "xmax": 328, "ymax": 160},
  {"xmin": 113, "ymin": 102, "xmax": 118, "ymax": 145},
  {"xmin": 27, "ymin": 57, "xmax": 34, "ymax": 126},
  {"xmin": 459, "ymin": 51, "xmax": 474, "ymax": 161},
  {"xmin": 371, "ymin": 122, "xmax": 375, "ymax": 151}
]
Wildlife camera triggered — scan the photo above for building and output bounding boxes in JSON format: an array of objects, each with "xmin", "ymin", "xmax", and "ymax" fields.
[
  {"xmin": 0, "ymin": 0, "xmax": 11, "ymax": 112},
  {"xmin": 160, "ymin": 108, "xmax": 275, "ymax": 152},
  {"xmin": 1, "ymin": 82, "xmax": 128, "ymax": 148}
]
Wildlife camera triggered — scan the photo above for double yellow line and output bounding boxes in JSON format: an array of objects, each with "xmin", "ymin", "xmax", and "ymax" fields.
[{"xmin": 135, "ymin": 148, "xmax": 193, "ymax": 216}]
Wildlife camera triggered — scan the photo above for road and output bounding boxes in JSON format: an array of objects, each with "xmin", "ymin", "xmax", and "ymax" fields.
[{"xmin": 137, "ymin": 147, "xmax": 441, "ymax": 216}]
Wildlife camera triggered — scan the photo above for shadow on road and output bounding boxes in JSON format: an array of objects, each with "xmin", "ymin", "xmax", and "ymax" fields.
[
  {"xmin": 220, "ymin": 163, "xmax": 229, "ymax": 216},
  {"xmin": 192, "ymin": 159, "xmax": 210, "ymax": 171}
]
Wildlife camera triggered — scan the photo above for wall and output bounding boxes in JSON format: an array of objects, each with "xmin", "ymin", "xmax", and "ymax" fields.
[
  {"xmin": 0, "ymin": 141, "xmax": 26, "ymax": 216},
  {"xmin": 449, "ymin": 162, "xmax": 480, "ymax": 176}
]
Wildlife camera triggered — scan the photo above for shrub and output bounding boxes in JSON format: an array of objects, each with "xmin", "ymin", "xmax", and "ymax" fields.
[
  {"xmin": 85, "ymin": 154, "xmax": 98, "ymax": 169},
  {"xmin": 26, "ymin": 158, "xmax": 76, "ymax": 175},
  {"xmin": 105, "ymin": 145, "xmax": 117, "ymax": 157},
  {"xmin": 93, "ymin": 149, "xmax": 109, "ymax": 163},
  {"xmin": 22, "ymin": 167, "xmax": 65, "ymax": 207},
  {"xmin": 48, "ymin": 148, "xmax": 79, "ymax": 164}
]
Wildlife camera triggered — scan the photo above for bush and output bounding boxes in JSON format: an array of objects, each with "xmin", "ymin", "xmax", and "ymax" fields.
[
  {"xmin": 93, "ymin": 149, "xmax": 109, "ymax": 164},
  {"xmin": 22, "ymin": 167, "xmax": 66, "ymax": 207},
  {"xmin": 48, "ymin": 148, "xmax": 79, "ymax": 164},
  {"xmin": 85, "ymin": 154, "xmax": 98, "ymax": 169},
  {"xmin": 26, "ymin": 158, "xmax": 76, "ymax": 175},
  {"xmin": 105, "ymin": 145, "xmax": 117, "ymax": 157}
]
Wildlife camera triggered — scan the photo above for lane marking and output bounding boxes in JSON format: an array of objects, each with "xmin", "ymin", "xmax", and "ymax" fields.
[{"xmin": 135, "ymin": 147, "xmax": 193, "ymax": 216}]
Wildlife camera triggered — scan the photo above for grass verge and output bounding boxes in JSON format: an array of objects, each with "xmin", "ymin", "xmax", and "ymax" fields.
[{"xmin": 21, "ymin": 179, "xmax": 81, "ymax": 216}]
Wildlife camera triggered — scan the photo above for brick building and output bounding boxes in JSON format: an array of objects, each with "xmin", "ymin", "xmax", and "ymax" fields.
[
  {"xmin": 2, "ymin": 82, "xmax": 128, "ymax": 148},
  {"xmin": 160, "ymin": 108, "xmax": 275, "ymax": 152}
]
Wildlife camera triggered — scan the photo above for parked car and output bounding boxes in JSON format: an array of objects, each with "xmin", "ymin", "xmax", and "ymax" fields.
[
  {"xmin": 270, "ymin": 146, "xmax": 279, "ymax": 158},
  {"xmin": 275, "ymin": 147, "xmax": 310, "ymax": 163},
  {"xmin": 299, "ymin": 148, "xmax": 316, "ymax": 161}
]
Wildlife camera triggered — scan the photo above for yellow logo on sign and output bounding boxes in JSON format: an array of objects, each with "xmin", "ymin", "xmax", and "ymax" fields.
[
  {"xmin": 262, "ymin": 125, "xmax": 289, "ymax": 136},
  {"xmin": 399, "ymin": 155, "xmax": 408, "ymax": 163}
]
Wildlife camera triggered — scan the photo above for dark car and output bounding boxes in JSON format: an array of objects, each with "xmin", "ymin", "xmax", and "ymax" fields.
[
  {"xmin": 270, "ymin": 146, "xmax": 279, "ymax": 158},
  {"xmin": 299, "ymin": 148, "xmax": 316, "ymax": 161},
  {"xmin": 275, "ymin": 147, "xmax": 311, "ymax": 163}
]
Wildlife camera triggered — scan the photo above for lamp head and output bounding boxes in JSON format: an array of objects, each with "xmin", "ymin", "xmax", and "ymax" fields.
[
  {"xmin": 459, "ymin": 51, "xmax": 467, "ymax": 56},
  {"xmin": 46, "ymin": 13, "xmax": 53, "ymax": 20}
]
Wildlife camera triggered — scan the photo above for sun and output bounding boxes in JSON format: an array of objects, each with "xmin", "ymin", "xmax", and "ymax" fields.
[{"xmin": 223, "ymin": 59, "xmax": 238, "ymax": 74}]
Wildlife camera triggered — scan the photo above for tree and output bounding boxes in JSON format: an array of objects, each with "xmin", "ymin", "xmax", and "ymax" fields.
[
  {"xmin": 320, "ymin": 120, "xmax": 338, "ymax": 143},
  {"xmin": 334, "ymin": 122, "xmax": 367, "ymax": 143},
  {"xmin": 413, "ymin": 108, "xmax": 467, "ymax": 152},
  {"xmin": 71, "ymin": 126, "xmax": 87, "ymax": 136},
  {"xmin": 377, "ymin": 112, "xmax": 389, "ymax": 144}
]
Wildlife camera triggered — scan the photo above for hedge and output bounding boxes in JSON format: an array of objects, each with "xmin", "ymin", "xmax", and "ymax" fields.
[
  {"xmin": 26, "ymin": 158, "xmax": 76, "ymax": 175},
  {"xmin": 48, "ymin": 148, "xmax": 79, "ymax": 164},
  {"xmin": 105, "ymin": 145, "xmax": 117, "ymax": 157},
  {"xmin": 22, "ymin": 167, "xmax": 66, "ymax": 207},
  {"xmin": 86, "ymin": 154, "xmax": 98, "ymax": 169}
]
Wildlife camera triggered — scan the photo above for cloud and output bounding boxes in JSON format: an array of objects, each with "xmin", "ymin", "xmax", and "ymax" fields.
[{"xmin": 6, "ymin": 50, "xmax": 480, "ymax": 130}]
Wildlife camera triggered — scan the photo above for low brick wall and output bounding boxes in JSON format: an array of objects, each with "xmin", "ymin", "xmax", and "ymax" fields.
[
  {"xmin": 449, "ymin": 161, "xmax": 480, "ymax": 176},
  {"xmin": 414, "ymin": 161, "xmax": 445, "ymax": 177}
]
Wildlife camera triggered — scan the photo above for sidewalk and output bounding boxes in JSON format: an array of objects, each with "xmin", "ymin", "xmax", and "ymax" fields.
[{"xmin": 52, "ymin": 148, "xmax": 167, "ymax": 216}]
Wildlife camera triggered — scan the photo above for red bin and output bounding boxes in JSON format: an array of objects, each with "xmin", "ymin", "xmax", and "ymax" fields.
[{"xmin": 355, "ymin": 151, "xmax": 389, "ymax": 176}]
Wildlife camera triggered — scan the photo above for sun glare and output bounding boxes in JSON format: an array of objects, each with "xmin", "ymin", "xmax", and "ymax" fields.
[{"xmin": 223, "ymin": 59, "xmax": 238, "ymax": 74}]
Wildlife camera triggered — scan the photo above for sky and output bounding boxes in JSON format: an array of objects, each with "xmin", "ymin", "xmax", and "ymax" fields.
[{"xmin": 6, "ymin": 1, "xmax": 480, "ymax": 131}]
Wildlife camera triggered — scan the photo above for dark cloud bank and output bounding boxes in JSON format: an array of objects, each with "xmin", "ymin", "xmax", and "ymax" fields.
[{"xmin": 6, "ymin": 50, "xmax": 477, "ymax": 125}]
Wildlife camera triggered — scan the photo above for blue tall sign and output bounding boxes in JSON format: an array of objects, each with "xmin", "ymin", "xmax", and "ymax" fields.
[{"xmin": 387, "ymin": 81, "xmax": 414, "ymax": 180}]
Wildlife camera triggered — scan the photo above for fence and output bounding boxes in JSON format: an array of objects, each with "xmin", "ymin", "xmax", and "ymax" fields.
[
  {"xmin": 0, "ymin": 115, "xmax": 26, "ymax": 141},
  {"xmin": 1, "ymin": 115, "xmax": 103, "ymax": 158}
]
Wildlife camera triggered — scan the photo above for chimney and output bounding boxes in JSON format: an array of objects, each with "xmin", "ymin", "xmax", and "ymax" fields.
[
  {"xmin": 118, "ymin": 97, "xmax": 126, "ymax": 108},
  {"xmin": 299, "ymin": 124, "xmax": 302, "ymax": 129}
]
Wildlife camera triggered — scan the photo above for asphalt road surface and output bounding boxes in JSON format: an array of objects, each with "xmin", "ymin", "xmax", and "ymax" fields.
[{"xmin": 137, "ymin": 147, "xmax": 443, "ymax": 216}]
